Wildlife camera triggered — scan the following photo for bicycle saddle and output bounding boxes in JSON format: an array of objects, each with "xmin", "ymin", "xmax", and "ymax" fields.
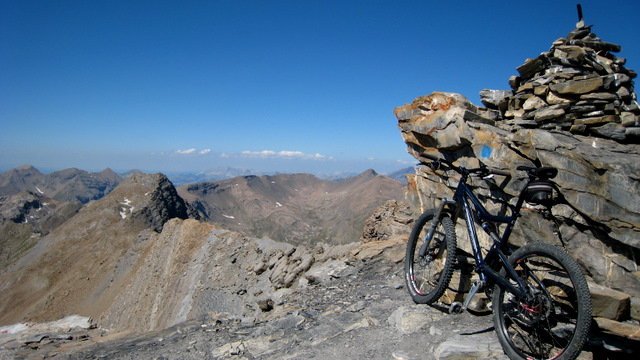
[{"xmin": 516, "ymin": 166, "xmax": 558, "ymax": 179}]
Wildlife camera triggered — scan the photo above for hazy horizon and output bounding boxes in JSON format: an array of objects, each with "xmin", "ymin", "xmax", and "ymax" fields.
[{"xmin": 0, "ymin": 161, "xmax": 414, "ymax": 179}]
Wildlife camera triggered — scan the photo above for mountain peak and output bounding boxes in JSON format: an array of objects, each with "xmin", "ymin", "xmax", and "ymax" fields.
[
  {"xmin": 336, "ymin": 169, "xmax": 380, "ymax": 185},
  {"xmin": 99, "ymin": 168, "xmax": 118, "ymax": 176},
  {"xmin": 358, "ymin": 169, "xmax": 378, "ymax": 178},
  {"xmin": 9, "ymin": 165, "xmax": 43, "ymax": 178},
  {"xmin": 15, "ymin": 164, "xmax": 40, "ymax": 172},
  {"xmin": 113, "ymin": 173, "xmax": 189, "ymax": 231},
  {"xmin": 177, "ymin": 171, "xmax": 404, "ymax": 245},
  {"xmin": 120, "ymin": 169, "xmax": 143, "ymax": 179}
]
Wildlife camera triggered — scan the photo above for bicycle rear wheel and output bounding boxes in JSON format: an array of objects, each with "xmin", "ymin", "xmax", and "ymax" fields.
[
  {"xmin": 404, "ymin": 208, "xmax": 457, "ymax": 304},
  {"xmin": 492, "ymin": 243, "xmax": 592, "ymax": 360}
]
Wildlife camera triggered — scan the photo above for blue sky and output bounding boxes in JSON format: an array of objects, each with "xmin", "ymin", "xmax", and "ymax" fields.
[{"xmin": 2, "ymin": 0, "xmax": 639, "ymax": 175}]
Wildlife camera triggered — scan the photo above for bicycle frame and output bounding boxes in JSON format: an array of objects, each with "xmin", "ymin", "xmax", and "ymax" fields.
[{"xmin": 420, "ymin": 172, "xmax": 536, "ymax": 304}]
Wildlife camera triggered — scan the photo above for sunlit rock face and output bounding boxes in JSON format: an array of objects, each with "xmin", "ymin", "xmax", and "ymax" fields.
[{"xmin": 394, "ymin": 22, "xmax": 640, "ymax": 316}]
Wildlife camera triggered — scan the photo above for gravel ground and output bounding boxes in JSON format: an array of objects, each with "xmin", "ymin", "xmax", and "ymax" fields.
[{"xmin": 2, "ymin": 256, "xmax": 511, "ymax": 360}]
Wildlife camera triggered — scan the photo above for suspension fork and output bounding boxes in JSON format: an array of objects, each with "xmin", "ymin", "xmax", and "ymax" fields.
[{"xmin": 418, "ymin": 198, "xmax": 457, "ymax": 258}]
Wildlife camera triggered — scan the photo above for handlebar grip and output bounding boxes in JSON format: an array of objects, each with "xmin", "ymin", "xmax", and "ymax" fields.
[{"xmin": 489, "ymin": 169, "xmax": 511, "ymax": 177}]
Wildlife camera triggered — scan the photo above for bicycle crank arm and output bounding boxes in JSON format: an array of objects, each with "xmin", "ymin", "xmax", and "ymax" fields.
[{"xmin": 449, "ymin": 280, "xmax": 485, "ymax": 314}]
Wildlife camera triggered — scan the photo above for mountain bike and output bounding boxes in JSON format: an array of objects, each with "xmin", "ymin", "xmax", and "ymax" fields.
[{"xmin": 404, "ymin": 153, "xmax": 592, "ymax": 360}]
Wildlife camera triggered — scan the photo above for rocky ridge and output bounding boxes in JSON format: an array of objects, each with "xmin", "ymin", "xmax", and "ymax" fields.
[
  {"xmin": 0, "ymin": 173, "xmax": 189, "ymax": 326},
  {"xmin": 0, "ymin": 172, "xmax": 425, "ymax": 359},
  {"xmin": 0, "ymin": 191, "xmax": 82, "ymax": 270},
  {"xmin": 0, "ymin": 256, "xmax": 509, "ymax": 360},
  {"xmin": 0, "ymin": 199, "xmax": 543, "ymax": 360}
]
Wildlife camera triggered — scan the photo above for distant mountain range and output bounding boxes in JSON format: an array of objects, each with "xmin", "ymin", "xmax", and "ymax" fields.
[
  {"xmin": 0, "ymin": 165, "xmax": 410, "ymax": 262},
  {"xmin": 165, "ymin": 166, "xmax": 414, "ymax": 186},
  {"xmin": 178, "ymin": 169, "xmax": 406, "ymax": 245},
  {"xmin": 0, "ymin": 165, "xmax": 415, "ymax": 196},
  {"xmin": 0, "ymin": 165, "xmax": 123, "ymax": 203}
]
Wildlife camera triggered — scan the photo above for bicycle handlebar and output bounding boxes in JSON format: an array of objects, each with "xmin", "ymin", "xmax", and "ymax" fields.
[
  {"xmin": 418, "ymin": 152, "xmax": 511, "ymax": 177},
  {"xmin": 487, "ymin": 168, "xmax": 512, "ymax": 177}
]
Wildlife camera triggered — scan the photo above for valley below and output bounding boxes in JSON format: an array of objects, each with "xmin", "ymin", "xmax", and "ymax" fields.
[{"xmin": 177, "ymin": 169, "xmax": 405, "ymax": 245}]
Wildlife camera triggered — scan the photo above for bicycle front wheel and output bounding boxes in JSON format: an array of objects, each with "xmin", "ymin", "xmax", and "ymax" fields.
[
  {"xmin": 404, "ymin": 208, "xmax": 457, "ymax": 304},
  {"xmin": 492, "ymin": 243, "xmax": 592, "ymax": 360}
]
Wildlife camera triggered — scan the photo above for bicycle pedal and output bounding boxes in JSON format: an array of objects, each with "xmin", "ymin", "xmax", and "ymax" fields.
[{"xmin": 449, "ymin": 302, "xmax": 464, "ymax": 314}]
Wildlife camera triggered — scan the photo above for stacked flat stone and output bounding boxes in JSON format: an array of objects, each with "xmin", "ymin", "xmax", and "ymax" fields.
[{"xmin": 481, "ymin": 24, "xmax": 640, "ymax": 143}]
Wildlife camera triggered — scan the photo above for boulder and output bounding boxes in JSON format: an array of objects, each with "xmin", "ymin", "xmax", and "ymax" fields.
[
  {"xmin": 479, "ymin": 89, "xmax": 512, "ymax": 110},
  {"xmin": 589, "ymin": 282, "xmax": 631, "ymax": 320},
  {"xmin": 594, "ymin": 317, "xmax": 640, "ymax": 341},
  {"xmin": 435, "ymin": 334, "xmax": 508, "ymax": 360}
]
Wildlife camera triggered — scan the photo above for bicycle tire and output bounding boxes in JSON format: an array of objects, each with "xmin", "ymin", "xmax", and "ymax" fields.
[
  {"xmin": 492, "ymin": 243, "xmax": 592, "ymax": 360},
  {"xmin": 404, "ymin": 208, "xmax": 457, "ymax": 304}
]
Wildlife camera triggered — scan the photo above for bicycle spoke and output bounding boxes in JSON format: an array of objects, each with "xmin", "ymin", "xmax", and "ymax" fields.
[{"xmin": 412, "ymin": 233, "xmax": 446, "ymax": 294}]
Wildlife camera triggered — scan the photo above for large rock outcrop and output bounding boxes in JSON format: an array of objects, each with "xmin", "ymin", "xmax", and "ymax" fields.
[
  {"xmin": 99, "ymin": 218, "xmax": 326, "ymax": 332},
  {"xmin": 394, "ymin": 23, "xmax": 640, "ymax": 320}
]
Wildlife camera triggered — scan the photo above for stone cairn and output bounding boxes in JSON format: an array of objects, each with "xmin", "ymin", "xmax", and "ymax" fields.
[{"xmin": 480, "ymin": 19, "xmax": 639, "ymax": 142}]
